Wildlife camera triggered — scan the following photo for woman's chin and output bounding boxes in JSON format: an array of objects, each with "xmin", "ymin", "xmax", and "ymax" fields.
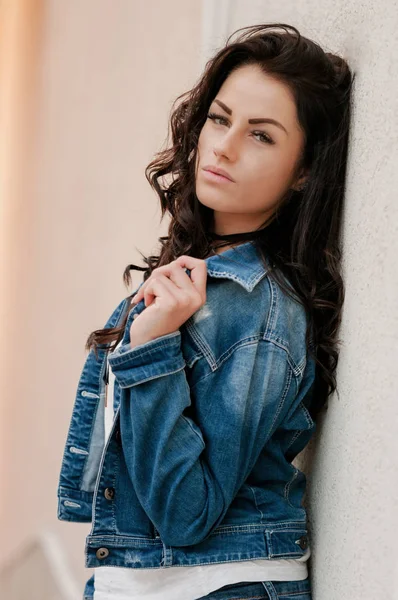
[{"xmin": 195, "ymin": 187, "xmax": 233, "ymax": 210}]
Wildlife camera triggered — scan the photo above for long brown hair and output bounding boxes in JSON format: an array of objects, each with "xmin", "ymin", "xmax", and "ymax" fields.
[{"xmin": 85, "ymin": 23, "xmax": 355, "ymax": 422}]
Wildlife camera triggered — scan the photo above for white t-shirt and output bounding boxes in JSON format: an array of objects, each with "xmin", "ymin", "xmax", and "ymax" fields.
[{"xmin": 93, "ymin": 338, "xmax": 310, "ymax": 600}]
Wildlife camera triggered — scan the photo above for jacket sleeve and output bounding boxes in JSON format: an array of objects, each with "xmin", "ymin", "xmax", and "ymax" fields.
[{"xmin": 107, "ymin": 326, "xmax": 297, "ymax": 547}]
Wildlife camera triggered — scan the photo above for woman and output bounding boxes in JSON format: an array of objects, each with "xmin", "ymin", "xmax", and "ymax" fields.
[{"xmin": 57, "ymin": 23, "xmax": 354, "ymax": 600}]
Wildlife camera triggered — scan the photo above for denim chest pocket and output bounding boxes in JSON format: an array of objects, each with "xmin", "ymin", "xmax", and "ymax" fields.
[{"xmin": 182, "ymin": 277, "xmax": 273, "ymax": 363}]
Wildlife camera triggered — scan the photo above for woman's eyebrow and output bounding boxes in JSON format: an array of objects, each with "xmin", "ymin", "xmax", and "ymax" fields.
[{"xmin": 212, "ymin": 98, "xmax": 288, "ymax": 135}]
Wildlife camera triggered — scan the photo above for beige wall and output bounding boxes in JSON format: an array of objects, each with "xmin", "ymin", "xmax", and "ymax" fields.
[
  {"xmin": 1, "ymin": 0, "xmax": 202, "ymax": 591},
  {"xmin": 0, "ymin": 0, "xmax": 45, "ymax": 565}
]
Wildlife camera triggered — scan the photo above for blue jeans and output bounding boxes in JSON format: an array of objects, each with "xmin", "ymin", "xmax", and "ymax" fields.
[{"xmin": 195, "ymin": 577, "xmax": 312, "ymax": 599}]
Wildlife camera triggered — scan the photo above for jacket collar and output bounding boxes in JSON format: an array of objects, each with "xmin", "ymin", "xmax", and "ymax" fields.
[{"xmin": 204, "ymin": 240, "xmax": 270, "ymax": 292}]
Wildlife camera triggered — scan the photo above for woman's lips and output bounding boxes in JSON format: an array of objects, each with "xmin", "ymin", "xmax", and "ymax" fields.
[{"xmin": 202, "ymin": 169, "xmax": 235, "ymax": 184}]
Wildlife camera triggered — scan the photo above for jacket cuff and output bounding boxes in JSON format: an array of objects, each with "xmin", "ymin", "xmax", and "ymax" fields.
[{"xmin": 107, "ymin": 330, "xmax": 185, "ymax": 388}]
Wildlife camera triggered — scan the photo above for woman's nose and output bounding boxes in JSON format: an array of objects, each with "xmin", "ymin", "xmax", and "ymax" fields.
[{"xmin": 213, "ymin": 132, "xmax": 239, "ymax": 162}]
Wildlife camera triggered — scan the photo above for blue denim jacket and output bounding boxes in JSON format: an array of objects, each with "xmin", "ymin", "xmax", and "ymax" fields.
[{"xmin": 56, "ymin": 241, "xmax": 316, "ymax": 597}]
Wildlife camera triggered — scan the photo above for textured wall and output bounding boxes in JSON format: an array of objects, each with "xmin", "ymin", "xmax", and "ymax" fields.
[{"xmin": 200, "ymin": 3, "xmax": 398, "ymax": 599}]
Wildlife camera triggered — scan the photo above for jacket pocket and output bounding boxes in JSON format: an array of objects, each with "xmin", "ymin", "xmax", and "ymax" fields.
[{"xmin": 264, "ymin": 526, "xmax": 309, "ymax": 558}]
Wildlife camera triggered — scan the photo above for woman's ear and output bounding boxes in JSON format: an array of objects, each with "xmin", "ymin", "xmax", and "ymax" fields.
[{"xmin": 291, "ymin": 168, "xmax": 310, "ymax": 192}]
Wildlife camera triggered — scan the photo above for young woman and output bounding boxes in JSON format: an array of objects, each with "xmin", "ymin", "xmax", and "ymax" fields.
[{"xmin": 57, "ymin": 23, "xmax": 354, "ymax": 600}]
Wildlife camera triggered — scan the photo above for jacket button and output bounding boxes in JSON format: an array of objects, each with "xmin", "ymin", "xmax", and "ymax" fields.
[
  {"xmin": 104, "ymin": 487, "xmax": 115, "ymax": 500},
  {"xmin": 115, "ymin": 428, "xmax": 121, "ymax": 443},
  {"xmin": 297, "ymin": 535, "xmax": 308, "ymax": 550},
  {"xmin": 96, "ymin": 547, "xmax": 109, "ymax": 559}
]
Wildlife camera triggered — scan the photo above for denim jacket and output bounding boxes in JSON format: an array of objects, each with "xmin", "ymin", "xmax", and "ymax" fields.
[{"xmin": 56, "ymin": 241, "xmax": 316, "ymax": 598}]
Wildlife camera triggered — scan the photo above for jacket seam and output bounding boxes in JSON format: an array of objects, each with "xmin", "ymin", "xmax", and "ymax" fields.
[
  {"xmin": 185, "ymin": 318, "xmax": 215, "ymax": 368},
  {"xmin": 181, "ymin": 415, "xmax": 206, "ymax": 448},
  {"xmin": 268, "ymin": 361, "xmax": 293, "ymax": 434},
  {"xmin": 117, "ymin": 364, "xmax": 186, "ymax": 388},
  {"xmin": 247, "ymin": 485, "xmax": 265, "ymax": 521},
  {"xmin": 285, "ymin": 429, "xmax": 303, "ymax": 452},
  {"xmin": 109, "ymin": 331, "xmax": 181, "ymax": 366}
]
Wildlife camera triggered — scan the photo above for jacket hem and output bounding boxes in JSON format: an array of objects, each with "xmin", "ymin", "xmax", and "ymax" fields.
[{"xmin": 84, "ymin": 522, "xmax": 309, "ymax": 569}]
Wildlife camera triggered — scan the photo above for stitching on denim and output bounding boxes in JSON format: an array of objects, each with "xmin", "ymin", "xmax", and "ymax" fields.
[
  {"xmin": 284, "ymin": 466, "xmax": 299, "ymax": 507},
  {"xmin": 208, "ymin": 521, "xmax": 306, "ymax": 536},
  {"xmin": 118, "ymin": 364, "xmax": 186, "ymax": 388},
  {"xmin": 109, "ymin": 331, "xmax": 181, "ymax": 365},
  {"xmin": 110, "ymin": 439, "xmax": 120, "ymax": 533},
  {"xmin": 81, "ymin": 390, "xmax": 100, "ymax": 398},
  {"xmin": 261, "ymin": 277, "xmax": 304, "ymax": 377},
  {"xmin": 207, "ymin": 266, "xmax": 267, "ymax": 291},
  {"xmin": 70, "ymin": 446, "xmax": 89, "ymax": 455},
  {"xmin": 189, "ymin": 338, "xmax": 260, "ymax": 390},
  {"xmin": 268, "ymin": 364, "xmax": 292, "ymax": 434},
  {"xmin": 185, "ymin": 318, "xmax": 215, "ymax": 367},
  {"xmin": 262, "ymin": 335, "xmax": 300, "ymax": 376},
  {"xmin": 181, "ymin": 415, "xmax": 206, "ymax": 448},
  {"xmin": 263, "ymin": 275, "xmax": 277, "ymax": 338},
  {"xmin": 285, "ymin": 429, "xmax": 303, "ymax": 452},
  {"xmin": 217, "ymin": 336, "xmax": 261, "ymax": 366},
  {"xmin": 296, "ymin": 354, "xmax": 307, "ymax": 377},
  {"xmin": 261, "ymin": 580, "xmax": 278, "ymax": 599},
  {"xmin": 64, "ymin": 500, "xmax": 81, "ymax": 508},
  {"xmin": 247, "ymin": 484, "xmax": 264, "ymax": 520},
  {"xmin": 299, "ymin": 401, "xmax": 315, "ymax": 428}
]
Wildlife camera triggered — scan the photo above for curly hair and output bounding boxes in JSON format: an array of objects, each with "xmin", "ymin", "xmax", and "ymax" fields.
[{"xmin": 85, "ymin": 23, "xmax": 355, "ymax": 422}]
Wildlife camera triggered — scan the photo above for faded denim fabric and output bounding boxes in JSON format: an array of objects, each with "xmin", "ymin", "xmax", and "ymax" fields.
[{"xmin": 56, "ymin": 241, "xmax": 316, "ymax": 598}]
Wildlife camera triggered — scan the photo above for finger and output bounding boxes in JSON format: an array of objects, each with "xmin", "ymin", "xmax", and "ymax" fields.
[
  {"xmin": 156, "ymin": 263, "xmax": 197, "ymax": 294},
  {"xmin": 131, "ymin": 281, "xmax": 149, "ymax": 305},
  {"xmin": 174, "ymin": 256, "xmax": 207, "ymax": 298},
  {"xmin": 132, "ymin": 262, "xmax": 189, "ymax": 304},
  {"xmin": 150, "ymin": 273, "xmax": 189, "ymax": 305},
  {"xmin": 131, "ymin": 264, "xmax": 176, "ymax": 305},
  {"xmin": 142, "ymin": 276, "xmax": 179, "ymax": 309},
  {"xmin": 132, "ymin": 257, "xmax": 206, "ymax": 305}
]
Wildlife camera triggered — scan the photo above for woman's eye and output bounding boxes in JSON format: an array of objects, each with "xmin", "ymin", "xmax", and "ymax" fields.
[
  {"xmin": 206, "ymin": 112, "xmax": 274, "ymax": 145},
  {"xmin": 253, "ymin": 131, "xmax": 274, "ymax": 145},
  {"xmin": 207, "ymin": 112, "xmax": 227, "ymax": 126}
]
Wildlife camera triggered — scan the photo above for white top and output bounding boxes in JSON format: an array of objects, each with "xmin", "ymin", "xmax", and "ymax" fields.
[{"xmin": 93, "ymin": 337, "xmax": 310, "ymax": 600}]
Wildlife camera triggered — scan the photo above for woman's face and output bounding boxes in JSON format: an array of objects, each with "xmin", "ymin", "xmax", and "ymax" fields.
[{"xmin": 195, "ymin": 64, "xmax": 308, "ymax": 234}]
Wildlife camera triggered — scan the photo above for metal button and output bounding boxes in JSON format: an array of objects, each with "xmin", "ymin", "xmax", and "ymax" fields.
[
  {"xmin": 104, "ymin": 487, "xmax": 115, "ymax": 500},
  {"xmin": 96, "ymin": 547, "xmax": 109, "ymax": 559},
  {"xmin": 297, "ymin": 535, "xmax": 308, "ymax": 550},
  {"xmin": 133, "ymin": 313, "xmax": 139, "ymax": 320}
]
